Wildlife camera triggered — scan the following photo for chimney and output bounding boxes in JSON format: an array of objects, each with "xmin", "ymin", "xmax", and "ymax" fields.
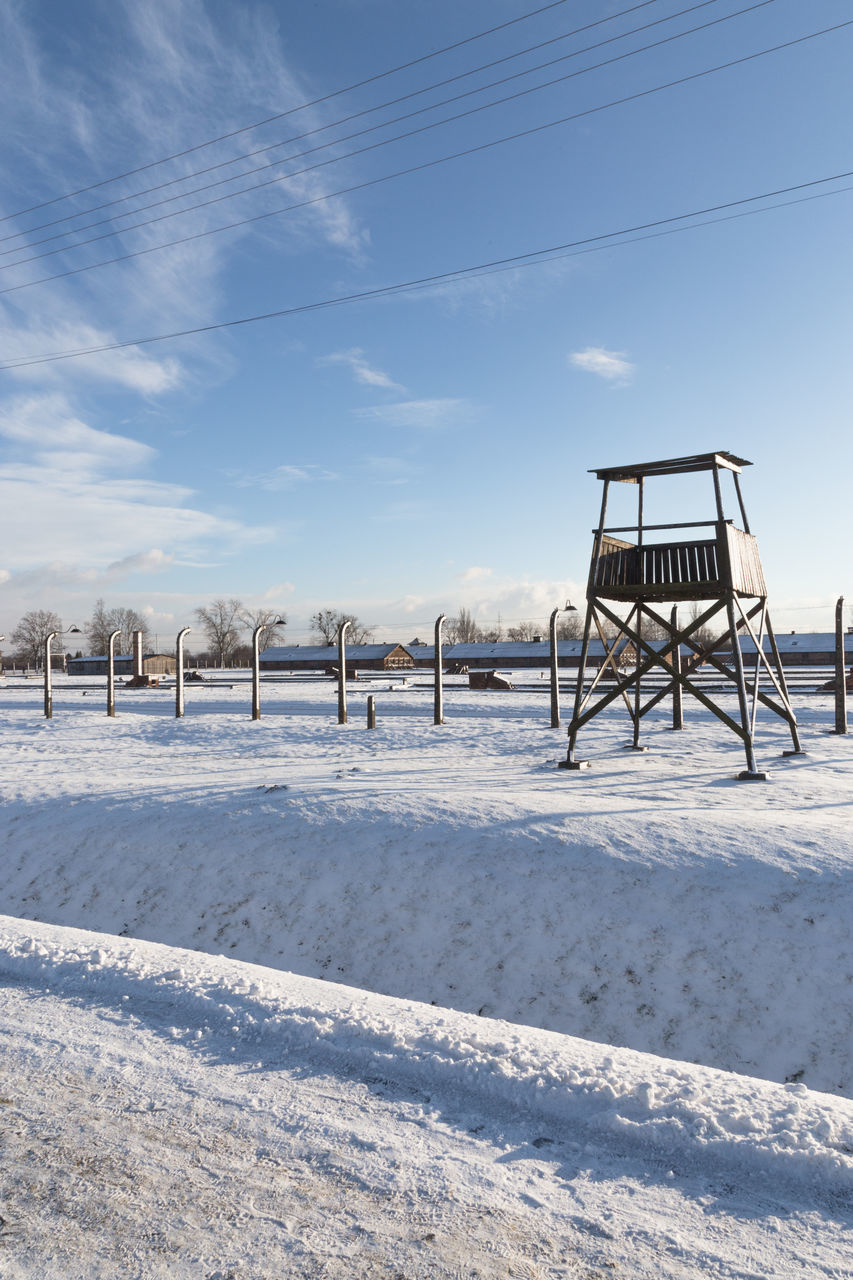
[{"xmin": 132, "ymin": 630, "xmax": 143, "ymax": 678}]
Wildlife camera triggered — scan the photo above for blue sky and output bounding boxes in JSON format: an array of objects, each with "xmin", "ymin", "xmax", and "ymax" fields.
[{"xmin": 0, "ymin": 0, "xmax": 850, "ymax": 644}]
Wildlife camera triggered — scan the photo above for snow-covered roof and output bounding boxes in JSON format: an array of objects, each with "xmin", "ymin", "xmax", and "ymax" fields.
[
  {"xmin": 68, "ymin": 654, "xmax": 134, "ymax": 662},
  {"xmin": 443, "ymin": 639, "xmax": 661, "ymax": 659},
  {"xmin": 732, "ymin": 632, "xmax": 851, "ymax": 654},
  {"xmin": 445, "ymin": 641, "xmax": 583, "ymax": 659},
  {"xmin": 261, "ymin": 644, "xmax": 408, "ymax": 663}
]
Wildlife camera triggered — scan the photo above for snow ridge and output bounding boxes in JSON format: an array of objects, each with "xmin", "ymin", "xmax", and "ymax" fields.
[{"xmin": 3, "ymin": 916, "xmax": 852, "ymax": 1195}]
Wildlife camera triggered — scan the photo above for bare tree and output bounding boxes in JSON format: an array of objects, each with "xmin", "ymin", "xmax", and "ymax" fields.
[
  {"xmin": 445, "ymin": 606, "xmax": 481, "ymax": 644},
  {"xmin": 86, "ymin": 599, "xmax": 151, "ymax": 655},
  {"xmin": 507, "ymin": 620, "xmax": 540, "ymax": 641},
  {"xmin": 687, "ymin": 602, "xmax": 719, "ymax": 652},
  {"xmin": 311, "ymin": 610, "xmax": 373, "ymax": 645},
  {"xmin": 194, "ymin": 599, "xmax": 245, "ymax": 666},
  {"xmin": 241, "ymin": 607, "xmax": 287, "ymax": 652},
  {"xmin": 556, "ymin": 612, "xmax": 584, "ymax": 641},
  {"xmin": 11, "ymin": 609, "xmax": 64, "ymax": 667}
]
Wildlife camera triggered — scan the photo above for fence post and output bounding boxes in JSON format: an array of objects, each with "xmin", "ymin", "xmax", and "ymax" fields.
[
  {"xmin": 671, "ymin": 605, "xmax": 683, "ymax": 730},
  {"xmin": 337, "ymin": 620, "xmax": 350, "ymax": 724},
  {"xmin": 175, "ymin": 627, "xmax": 191, "ymax": 718},
  {"xmin": 107, "ymin": 629, "xmax": 121, "ymax": 717},
  {"xmin": 835, "ymin": 596, "xmax": 847, "ymax": 734},
  {"xmin": 43, "ymin": 632, "xmax": 56, "ymax": 718},
  {"xmin": 367, "ymin": 695, "xmax": 376, "ymax": 729},
  {"xmin": 252, "ymin": 624, "xmax": 265, "ymax": 720},
  {"xmin": 434, "ymin": 614, "xmax": 445, "ymax": 725},
  {"xmin": 549, "ymin": 608, "xmax": 561, "ymax": 728},
  {"xmin": 549, "ymin": 603, "xmax": 578, "ymax": 727}
]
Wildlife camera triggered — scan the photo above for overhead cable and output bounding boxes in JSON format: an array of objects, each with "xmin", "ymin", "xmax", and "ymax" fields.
[
  {"xmin": 1, "ymin": 167, "xmax": 850, "ymax": 371},
  {"xmin": 0, "ymin": 0, "xmax": 625, "ymax": 222},
  {"xmin": 0, "ymin": 0, "xmax": 715, "ymax": 247},
  {"xmin": 0, "ymin": 0, "xmax": 744, "ymax": 260},
  {"xmin": 0, "ymin": 15, "xmax": 847, "ymax": 299}
]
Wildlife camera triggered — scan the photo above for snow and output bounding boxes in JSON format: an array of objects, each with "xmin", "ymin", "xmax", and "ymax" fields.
[
  {"xmin": 2, "ymin": 917, "xmax": 853, "ymax": 1277},
  {"xmin": 1, "ymin": 673, "xmax": 852, "ymax": 1274}
]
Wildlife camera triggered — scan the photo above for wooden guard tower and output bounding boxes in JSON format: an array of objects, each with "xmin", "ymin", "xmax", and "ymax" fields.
[{"xmin": 559, "ymin": 451, "xmax": 802, "ymax": 779}]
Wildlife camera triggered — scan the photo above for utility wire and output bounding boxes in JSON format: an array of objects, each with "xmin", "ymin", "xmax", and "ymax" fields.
[
  {"xmin": 0, "ymin": 0, "xmax": 711, "ymax": 247},
  {"xmin": 1, "ymin": 13, "xmax": 842, "ymax": 298},
  {"xmin": 0, "ymin": 0, "xmax": 604, "ymax": 223},
  {"xmin": 0, "ymin": 0, "xmax": 739, "ymax": 260},
  {"xmin": 2, "ymin": 167, "xmax": 850, "ymax": 372}
]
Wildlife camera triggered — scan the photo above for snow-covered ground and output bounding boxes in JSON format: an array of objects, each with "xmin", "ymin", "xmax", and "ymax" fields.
[
  {"xmin": 2, "ymin": 917, "xmax": 852, "ymax": 1277},
  {"xmin": 3, "ymin": 675, "xmax": 851, "ymax": 1093},
  {"xmin": 1, "ymin": 674, "xmax": 852, "ymax": 1275}
]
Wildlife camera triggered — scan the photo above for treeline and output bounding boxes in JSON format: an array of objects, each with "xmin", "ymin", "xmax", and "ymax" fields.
[
  {"xmin": 1, "ymin": 599, "xmax": 719, "ymax": 669},
  {"xmin": 1, "ymin": 600, "xmax": 365, "ymax": 668}
]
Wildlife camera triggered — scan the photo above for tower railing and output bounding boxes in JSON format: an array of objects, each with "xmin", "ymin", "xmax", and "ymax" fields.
[{"xmin": 591, "ymin": 521, "xmax": 766, "ymax": 600}]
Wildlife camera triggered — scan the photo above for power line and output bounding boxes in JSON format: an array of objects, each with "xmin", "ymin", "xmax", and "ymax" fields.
[
  {"xmin": 1, "ymin": 167, "xmax": 850, "ymax": 372},
  {"xmin": 0, "ymin": 0, "xmax": 594, "ymax": 224},
  {"xmin": 0, "ymin": 1, "xmax": 713, "ymax": 248},
  {"xmin": 2, "ymin": 14, "xmax": 842, "ymax": 299}
]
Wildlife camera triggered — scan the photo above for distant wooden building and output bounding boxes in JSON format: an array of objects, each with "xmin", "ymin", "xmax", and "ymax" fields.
[
  {"xmin": 260, "ymin": 644, "xmax": 415, "ymax": 676},
  {"xmin": 67, "ymin": 653, "xmax": 176, "ymax": 676}
]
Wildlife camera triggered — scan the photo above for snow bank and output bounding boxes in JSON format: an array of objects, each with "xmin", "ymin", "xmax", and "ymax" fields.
[
  {"xmin": 3, "ymin": 915, "xmax": 852, "ymax": 1195},
  {"xmin": 2, "ymin": 681, "xmax": 852, "ymax": 1094}
]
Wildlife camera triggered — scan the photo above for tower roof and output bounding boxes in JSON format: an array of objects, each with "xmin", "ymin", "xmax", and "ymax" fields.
[{"xmin": 590, "ymin": 451, "xmax": 752, "ymax": 482}]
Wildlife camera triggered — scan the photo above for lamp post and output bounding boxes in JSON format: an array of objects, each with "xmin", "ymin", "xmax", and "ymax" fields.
[
  {"xmin": 337, "ymin": 619, "xmax": 350, "ymax": 724},
  {"xmin": 252, "ymin": 618, "xmax": 285, "ymax": 720},
  {"xmin": 106, "ymin": 629, "xmax": 121, "ymax": 718},
  {"xmin": 549, "ymin": 602, "xmax": 577, "ymax": 728},
  {"xmin": 434, "ymin": 613, "xmax": 446, "ymax": 725},
  {"xmin": 175, "ymin": 626, "xmax": 191, "ymax": 718}
]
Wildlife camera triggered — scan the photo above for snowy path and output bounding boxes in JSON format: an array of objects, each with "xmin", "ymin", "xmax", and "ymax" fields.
[{"xmin": 1, "ymin": 919, "xmax": 852, "ymax": 1279}]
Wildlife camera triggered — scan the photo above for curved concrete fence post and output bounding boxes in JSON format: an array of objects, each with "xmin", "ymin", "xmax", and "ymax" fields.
[{"xmin": 175, "ymin": 627, "xmax": 191, "ymax": 718}]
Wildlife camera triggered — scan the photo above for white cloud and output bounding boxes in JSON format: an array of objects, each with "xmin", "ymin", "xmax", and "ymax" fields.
[
  {"xmin": 262, "ymin": 582, "xmax": 296, "ymax": 600},
  {"xmin": 459, "ymin": 566, "xmax": 492, "ymax": 582},
  {"xmin": 317, "ymin": 348, "xmax": 405, "ymax": 392},
  {"xmin": 103, "ymin": 549, "xmax": 174, "ymax": 580},
  {"xmin": 0, "ymin": 393, "xmax": 155, "ymax": 472},
  {"xmin": 0, "ymin": 394, "xmax": 273, "ymax": 578},
  {"xmin": 355, "ymin": 399, "xmax": 476, "ymax": 430},
  {"xmin": 569, "ymin": 347, "xmax": 635, "ymax": 382},
  {"xmin": 0, "ymin": 0, "xmax": 370, "ymax": 397}
]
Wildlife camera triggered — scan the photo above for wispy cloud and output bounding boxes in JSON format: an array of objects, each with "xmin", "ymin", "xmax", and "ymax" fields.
[
  {"xmin": 372, "ymin": 498, "xmax": 431, "ymax": 523},
  {"xmin": 0, "ymin": 393, "xmax": 154, "ymax": 472},
  {"xmin": 569, "ymin": 347, "xmax": 635, "ymax": 383},
  {"xmin": 359, "ymin": 455, "xmax": 417, "ymax": 485},
  {"xmin": 317, "ymin": 348, "xmax": 405, "ymax": 392},
  {"xmin": 0, "ymin": 0, "xmax": 370, "ymax": 388},
  {"xmin": 227, "ymin": 463, "xmax": 338, "ymax": 491},
  {"xmin": 262, "ymin": 581, "xmax": 296, "ymax": 601},
  {"xmin": 0, "ymin": 393, "xmax": 273, "ymax": 578},
  {"xmin": 459, "ymin": 566, "xmax": 492, "ymax": 582},
  {"xmin": 103, "ymin": 549, "xmax": 174, "ymax": 580},
  {"xmin": 355, "ymin": 399, "xmax": 477, "ymax": 430}
]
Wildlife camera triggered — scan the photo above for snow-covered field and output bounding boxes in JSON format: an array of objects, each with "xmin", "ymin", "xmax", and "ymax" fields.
[{"xmin": 1, "ymin": 673, "xmax": 852, "ymax": 1275}]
